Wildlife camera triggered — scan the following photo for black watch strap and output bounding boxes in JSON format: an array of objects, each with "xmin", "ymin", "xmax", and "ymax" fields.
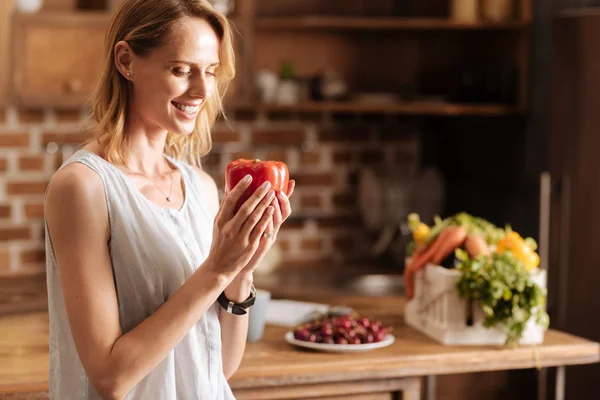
[{"xmin": 217, "ymin": 284, "xmax": 256, "ymax": 315}]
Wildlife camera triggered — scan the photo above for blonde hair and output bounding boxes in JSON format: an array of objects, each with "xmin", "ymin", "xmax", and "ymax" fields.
[{"xmin": 88, "ymin": 0, "xmax": 235, "ymax": 165}]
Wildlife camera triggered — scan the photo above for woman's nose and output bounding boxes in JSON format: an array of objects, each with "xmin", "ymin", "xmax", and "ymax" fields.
[{"xmin": 189, "ymin": 75, "xmax": 207, "ymax": 100}]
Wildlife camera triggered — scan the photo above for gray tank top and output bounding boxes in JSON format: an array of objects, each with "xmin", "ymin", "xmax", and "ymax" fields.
[{"xmin": 45, "ymin": 149, "xmax": 236, "ymax": 399}]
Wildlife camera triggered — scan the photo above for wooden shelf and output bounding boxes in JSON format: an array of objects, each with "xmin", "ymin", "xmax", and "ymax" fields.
[
  {"xmin": 230, "ymin": 101, "xmax": 525, "ymax": 117},
  {"xmin": 256, "ymin": 16, "xmax": 529, "ymax": 31}
]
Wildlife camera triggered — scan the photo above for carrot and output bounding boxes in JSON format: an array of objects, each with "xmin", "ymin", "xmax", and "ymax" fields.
[
  {"xmin": 404, "ymin": 245, "xmax": 426, "ymax": 299},
  {"xmin": 464, "ymin": 234, "xmax": 490, "ymax": 258},
  {"xmin": 412, "ymin": 243, "xmax": 426, "ymax": 259},
  {"xmin": 431, "ymin": 226, "xmax": 468, "ymax": 265},
  {"xmin": 404, "ymin": 226, "xmax": 456, "ymax": 299},
  {"xmin": 404, "ymin": 268, "xmax": 417, "ymax": 300}
]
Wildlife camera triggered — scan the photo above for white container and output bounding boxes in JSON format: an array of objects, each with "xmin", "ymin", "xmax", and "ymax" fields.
[
  {"xmin": 256, "ymin": 69, "xmax": 279, "ymax": 103},
  {"xmin": 276, "ymin": 80, "xmax": 301, "ymax": 104},
  {"xmin": 405, "ymin": 263, "xmax": 547, "ymax": 345},
  {"xmin": 15, "ymin": 0, "xmax": 43, "ymax": 13}
]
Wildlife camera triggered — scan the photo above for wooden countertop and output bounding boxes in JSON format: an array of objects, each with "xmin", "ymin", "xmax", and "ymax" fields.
[{"xmin": 1, "ymin": 295, "xmax": 598, "ymax": 396}]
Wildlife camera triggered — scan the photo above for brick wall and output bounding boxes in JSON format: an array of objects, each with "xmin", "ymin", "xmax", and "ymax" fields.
[{"xmin": 0, "ymin": 106, "xmax": 419, "ymax": 275}]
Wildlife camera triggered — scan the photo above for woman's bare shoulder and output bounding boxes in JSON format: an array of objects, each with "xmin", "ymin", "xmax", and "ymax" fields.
[
  {"xmin": 50, "ymin": 139, "xmax": 106, "ymax": 197},
  {"xmin": 45, "ymin": 161, "xmax": 109, "ymax": 234},
  {"xmin": 49, "ymin": 162, "xmax": 105, "ymax": 199}
]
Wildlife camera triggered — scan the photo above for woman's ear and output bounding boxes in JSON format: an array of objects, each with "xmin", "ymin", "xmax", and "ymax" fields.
[{"xmin": 114, "ymin": 40, "xmax": 134, "ymax": 79}]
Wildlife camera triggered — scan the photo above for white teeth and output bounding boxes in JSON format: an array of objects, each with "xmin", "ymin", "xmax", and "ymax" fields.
[{"xmin": 173, "ymin": 102, "xmax": 199, "ymax": 115}]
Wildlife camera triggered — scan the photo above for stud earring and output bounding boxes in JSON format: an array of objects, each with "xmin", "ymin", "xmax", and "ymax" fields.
[{"xmin": 126, "ymin": 72, "xmax": 131, "ymax": 77}]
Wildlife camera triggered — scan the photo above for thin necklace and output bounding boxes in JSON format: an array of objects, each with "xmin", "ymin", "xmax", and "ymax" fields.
[{"xmin": 124, "ymin": 161, "xmax": 174, "ymax": 202}]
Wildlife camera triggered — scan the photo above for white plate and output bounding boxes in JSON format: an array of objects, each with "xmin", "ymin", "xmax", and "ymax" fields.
[{"xmin": 285, "ymin": 331, "xmax": 395, "ymax": 353}]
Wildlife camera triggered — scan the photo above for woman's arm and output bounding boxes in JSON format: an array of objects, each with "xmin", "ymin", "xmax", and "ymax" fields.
[
  {"xmin": 45, "ymin": 163, "xmax": 264, "ymax": 400},
  {"xmin": 194, "ymin": 167, "xmax": 294, "ymax": 380},
  {"xmin": 219, "ymin": 272, "xmax": 254, "ymax": 379}
]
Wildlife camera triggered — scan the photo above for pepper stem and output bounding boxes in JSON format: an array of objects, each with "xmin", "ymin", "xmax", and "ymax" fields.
[{"xmin": 253, "ymin": 159, "xmax": 261, "ymax": 164}]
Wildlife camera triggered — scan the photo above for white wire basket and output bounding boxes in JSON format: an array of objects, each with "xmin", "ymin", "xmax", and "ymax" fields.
[{"xmin": 404, "ymin": 263, "xmax": 547, "ymax": 346}]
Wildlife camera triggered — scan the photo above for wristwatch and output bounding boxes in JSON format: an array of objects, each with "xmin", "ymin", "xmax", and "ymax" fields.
[{"xmin": 217, "ymin": 284, "xmax": 256, "ymax": 315}]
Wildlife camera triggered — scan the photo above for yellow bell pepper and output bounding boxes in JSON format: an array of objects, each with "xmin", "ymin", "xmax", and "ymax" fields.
[
  {"xmin": 413, "ymin": 223, "xmax": 430, "ymax": 244},
  {"xmin": 497, "ymin": 231, "xmax": 540, "ymax": 271},
  {"xmin": 407, "ymin": 213, "xmax": 430, "ymax": 244},
  {"xmin": 497, "ymin": 231, "xmax": 525, "ymax": 253}
]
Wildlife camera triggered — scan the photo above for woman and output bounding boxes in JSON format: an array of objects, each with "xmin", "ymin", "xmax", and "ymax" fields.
[{"xmin": 44, "ymin": 1, "xmax": 294, "ymax": 399}]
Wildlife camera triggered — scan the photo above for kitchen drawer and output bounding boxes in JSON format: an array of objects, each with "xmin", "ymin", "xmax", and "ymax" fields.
[{"xmin": 12, "ymin": 12, "xmax": 110, "ymax": 108}]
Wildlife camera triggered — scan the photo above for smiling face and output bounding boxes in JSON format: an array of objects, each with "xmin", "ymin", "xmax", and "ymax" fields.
[{"xmin": 123, "ymin": 16, "xmax": 221, "ymax": 136}]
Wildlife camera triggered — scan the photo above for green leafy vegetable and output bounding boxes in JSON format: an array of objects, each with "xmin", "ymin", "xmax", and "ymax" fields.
[{"xmin": 455, "ymin": 249, "xmax": 549, "ymax": 345}]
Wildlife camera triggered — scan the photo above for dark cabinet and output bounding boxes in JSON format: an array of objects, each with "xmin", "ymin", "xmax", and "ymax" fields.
[{"xmin": 550, "ymin": 9, "xmax": 600, "ymax": 400}]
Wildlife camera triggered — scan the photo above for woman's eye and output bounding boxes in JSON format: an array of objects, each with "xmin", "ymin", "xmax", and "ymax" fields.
[
  {"xmin": 206, "ymin": 71, "xmax": 216, "ymax": 78},
  {"xmin": 173, "ymin": 68, "xmax": 191, "ymax": 77}
]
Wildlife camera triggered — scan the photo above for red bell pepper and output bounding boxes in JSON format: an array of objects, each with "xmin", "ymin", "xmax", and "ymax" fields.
[{"xmin": 225, "ymin": 158, "xmax": 290, "ymax": 213}]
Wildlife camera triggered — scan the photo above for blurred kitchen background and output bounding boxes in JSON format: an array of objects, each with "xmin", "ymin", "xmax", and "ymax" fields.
[{"xmin": 2, "ymin": 0, "xmax": 600, "ymax": 399}]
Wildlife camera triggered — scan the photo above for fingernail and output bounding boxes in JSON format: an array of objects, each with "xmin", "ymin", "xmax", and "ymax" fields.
[
  {"xmin": 268, "ymin": 190, "xmax": 275, "ymax": 199},
  {"xmin": 279, "ymin": 190, "xmax": 287, "ymax": 199},
  {"xmin": 267, "ymin": 206, "xmax": 274, "ymax": 214},
  {"xmin": 261, "ymin": 181, "xmax": 271, "ymax": 190},
  {"xmin": 243, "ymin": 175, "xmax": 252, "ymax": 183}
]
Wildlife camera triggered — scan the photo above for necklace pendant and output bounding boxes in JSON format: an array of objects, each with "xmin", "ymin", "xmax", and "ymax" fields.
[{"xmin": 167, "ymin": 197, "xmax": 171, "ymax": 202}]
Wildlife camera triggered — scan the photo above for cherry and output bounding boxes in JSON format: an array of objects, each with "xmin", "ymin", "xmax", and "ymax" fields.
[
  {"xmin": 294, "ymin": 329, "xmax": 311, "ymax": 341},
  {"xmin": 358, "ymin": 317, "xmax": 371, "ymax": 328},
  {"xmin": 321, "ymin": 326, "xmax": 333, "ymax": 336},
  {"xmin": 374, "ymin": 331, "xmax": 386, "ymax": 342},
  {"xmin": 335, "ymin": 327, "xmax": 347, "ymax": 337},
  {"xmin": 295, "ymin": 315, "xmax": 390, "ymax": 345},
  {"xmin": 335, "ymin": 337, "xmax": 349, "ymax": 345},
  {"xmin": 335, "ymin": 317, "xmax": 352, "ymax": 330}
]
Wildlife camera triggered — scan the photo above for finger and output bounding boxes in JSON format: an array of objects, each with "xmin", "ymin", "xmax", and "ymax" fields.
[
  {"xmin": 265, "ymin": 216, "xmax": 275, "ymax": 241},
  {"xmin": 286, "ymin": 179, "xmax": 296, "ymax": 197},
  {"xmin": 254, "ymin": 216, "xmax": 274, "ymax": 252},
  {"xmin": 271, "ymin": 197, "xmax": 282, "ymax": 229},
  {"xmin": 249, "ymin": 206, "xmax": 274, "ymax": 243},
  {"xmin": 277, "ymin": 189, "xmax": 292, "ymax": 221},
  {"xmin": 239, "ymin": 190, "xmax": 275, "ymax": 237},
  {"xmin": 220, "ymin": 175, "xmax": 253, "ymax": 220},
  {"xmin": 214, "ymin": 188, "xmax": 229, "ymax": 220},
  {"xmin": 230, "ymin": 180, "xmax": 273, "ymax": 232}
]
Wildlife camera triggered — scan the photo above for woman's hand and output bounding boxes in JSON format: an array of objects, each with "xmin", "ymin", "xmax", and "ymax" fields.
[
  {"xmin": 205, "ymin": 175, "xmax": 276, "ymax": 280},
  {"xmin": 237, "ymin": 179, "xmax": 296, "ymax": 276}
]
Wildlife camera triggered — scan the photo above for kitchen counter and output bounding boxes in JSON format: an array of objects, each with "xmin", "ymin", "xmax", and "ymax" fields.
[{"xmin": 1, "ymin": 295, "xmax": 598, "ymax": 400}]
